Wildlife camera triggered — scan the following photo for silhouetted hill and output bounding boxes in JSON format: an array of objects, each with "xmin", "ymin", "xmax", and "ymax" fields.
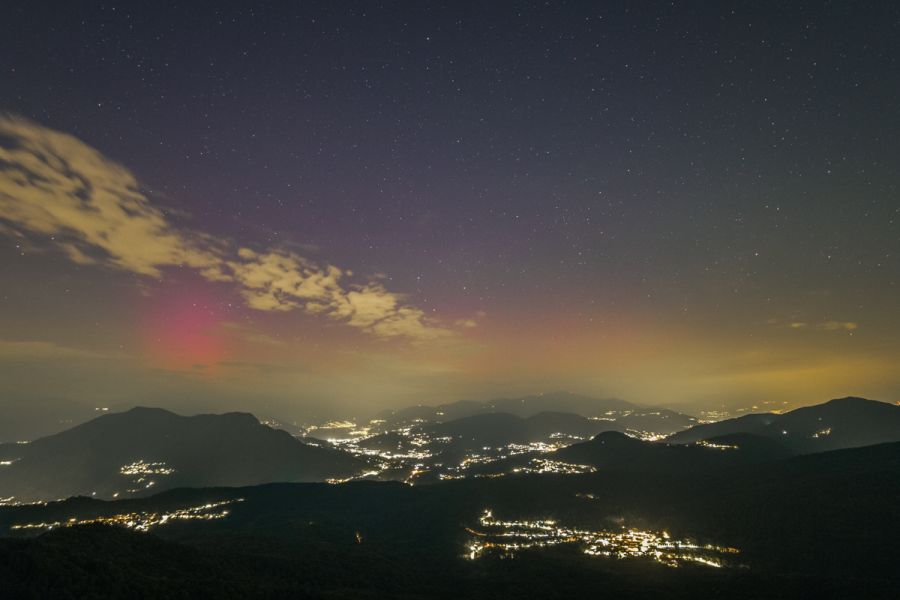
[
  {"xmin": 701, "ymin": 432, "xmax": 792, "ymax": 459},
  {"xmin": 0, "ymin": 407, "xmax": 366, "ymax": 503},
  {"xmin": 548, "ymin": 430, "xmax": 791, "ymax": 472},
  {"xmin": 424, "ymin": 411, "xmax": 602, "ymax": 447},
  {"xmin": 378, "ymin": 392, "xmax": 697, "ymax": 435},
  {"xmin": 667, "ymin": 397, "xmax": 900, "ymax": 453}
]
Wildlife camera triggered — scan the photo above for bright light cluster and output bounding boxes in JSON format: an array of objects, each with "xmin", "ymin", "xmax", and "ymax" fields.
[
  {"xmin": 326, "ymin": 469, "xmax": 386, "ymax": 484},
  {"xmin": 307, "ymin": 414, "xmax": 675, "ymax": 484},
  {"xmin": 120, "ymin": 460, "xmax": 176, "ymax": 477},
  {"xmin": 511, "ymin": 458, "xmax": 597, "ymax": 475},
  {"xmin": 465, "ymin": 509, "xmax": 739, "ymax": 568},
  {"xmin": 696, "ymin": 440, "xmax": 739, "ymax": 450},
  {"xmin": 623, "ymin": 429, "xmax": 668, "ymax": 442},
  {"xmin": 10, "ymin": 499, "xmax": 243, "ymax": 533},
  {"xmin": 118, "ymin": 460, "xmax": 176, "ymax": 493}
]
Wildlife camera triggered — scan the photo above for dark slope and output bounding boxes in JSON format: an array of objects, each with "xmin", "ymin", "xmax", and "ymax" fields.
[
  {"xmin": 2, "ymin": 442, "xmax": 900, "ymax": 598},
  {"xmin": 667, "ymin": 397, "xmax": 900, "ymax": 453},
  {"xmin": 551, "ymin": 430, "xmax": 792, "ymax": 472},
  {"xmin": 0, "ymin": 407, "xmax": 365, "ymax": 503}
]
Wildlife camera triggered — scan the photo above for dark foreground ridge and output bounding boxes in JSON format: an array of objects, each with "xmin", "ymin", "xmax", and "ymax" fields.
[{"xmin": 2, "ymin": 441, "xmax": 900, "ymax": 599}]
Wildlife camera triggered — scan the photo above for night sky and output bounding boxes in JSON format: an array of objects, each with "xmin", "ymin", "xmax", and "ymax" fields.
[{"xmin": 1, "ymin": 2, "xmax": 898, "ymax": 439}]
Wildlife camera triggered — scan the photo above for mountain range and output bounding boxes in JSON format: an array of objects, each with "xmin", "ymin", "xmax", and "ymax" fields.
[
  {"xmin": 375, "ymin": 391, "xmax": 698, "ymax": 434},
  {"xmin": 4, "ymin": 396, "xmax": 898, "ymax": 505}
]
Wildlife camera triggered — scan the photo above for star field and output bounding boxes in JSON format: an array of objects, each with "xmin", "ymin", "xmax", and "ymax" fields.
[{"xmin": 1, "ymin": 1, "xmax": 898, "ymax": 438}]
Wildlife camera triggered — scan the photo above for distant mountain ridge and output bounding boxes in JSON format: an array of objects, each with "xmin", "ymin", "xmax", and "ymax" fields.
[
  {"xmin": 426, "ymin": 411, "xmax": 603, "ymax": 446},
  {"xmin": 449, "ymin": 429, "xmax": 793, "ymax": 479},
  {"xmin": 376, "ymin": 391, "xmax": 697, "ymax": 433},
  {"xmin": 418, "ymin": 410, "xmax": 689, "ymax": 448},
  {"xmin": 666, "ymin": 397, "xmax": 900, "ymax": 453},
  {"xmin": 0, "ymin": 407, "xmax": 366, "ymax": 503},
  {"xmin": 453, "ymin": 396, "xmax": 900, "ymax": 477}
]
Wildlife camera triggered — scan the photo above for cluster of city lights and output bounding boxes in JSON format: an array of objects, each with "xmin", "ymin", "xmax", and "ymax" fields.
[
  {"xmin": 811, "ymin": 428, "xmax": 833, "ymax": 438},
  {"xmin": 326, "ymin": 469, "xmax": 387, "ymax": 485},
  {"xmin": 315, "ymin": 420, "xmax": 442, "ymax": 483},
  {"xmin": 9, "ymin": 499, "xmax": 243, "ymax": 533},
  {"xmin": 511, "ymin": 458, "xmax": 597, "ymax": 475},
  {"xmin": 303, "ymin": 409, "xmax": 686, "ymax": 484},
  {"xmin": 696, "ymin": 440, "xmax": 739, "ymax": 450},
  {"xmin": 119, "ymin": 460, "xmax": 176, "ymax": 493},
  {"xmin": 623, "ymin": 429, "xmax": 669, "ymax": 442},
  {"xmin": 465, "ymin": 509, "xmax": 740, "ymax": 568},
  {"xmin": 119, "ymin": 460, "xmax": 176, "ymax": 477}
]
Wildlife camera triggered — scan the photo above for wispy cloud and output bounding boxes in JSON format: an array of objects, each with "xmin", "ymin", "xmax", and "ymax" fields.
[
  {"xmin": 0, "ymin": 339, "xmax": 112, "ymax": 360},
  {"xmin": 0, "ymin": 116, "xmax": 221, "ymax": 277},
  {"xmin": 818, "ymin": 320, "xmax": 858, "ymax": 331},
  {"xmin": 0, "ymin": 116, "xmax": 452, "ymax": 341},
  {"xmin": 785, "ymin": 320, "xmax": 858, "ymax": 332}
]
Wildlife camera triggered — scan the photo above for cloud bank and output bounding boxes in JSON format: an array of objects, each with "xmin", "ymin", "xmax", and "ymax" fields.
[{"xmin": 0, "ymin": 116, "xmax": 451, "ymax": 341}]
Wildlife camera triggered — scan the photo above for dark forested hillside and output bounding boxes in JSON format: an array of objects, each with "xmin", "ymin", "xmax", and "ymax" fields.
[
  {"xmin": 0, "ymin": 407, "xmax": 366, "ymax": 503},
  {"xmin": 2, "ymin": 441, "xmax": 900, "ymax": 599},
  {"xmin": 667, "ymin": 397, "xmax": 900, "ymax": 453}
]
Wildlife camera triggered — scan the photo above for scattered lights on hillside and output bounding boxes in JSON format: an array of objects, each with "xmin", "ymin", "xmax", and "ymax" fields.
[
  {"xmin": 511, "ymin": 458, "xmax": 597, "ymax": 475},
  {"xmin": 465, "ymin": 509, "xmax": 740, "ymax": 568},
  {"xmin": 310, "ymin": 420, "xmax": 357, "ymax": 431},
  {"xmin": 696, "ymin": 440, "xmax": 739, "ymax": 450},
  {"xmin": 623, "ymin": 430, "xmax": 668, "ymax": 442},
  {"xmin": 301, "ymin": 411, "xmax": 682, "ymax": 483},
  {"xmin": 698, "ymin": 410, "xmax": 731, "ymax": 424},
  {"xmin": 326, "ymin": 469, "xmax": 386, "ymax": 484},
  {"xmin": 9, "ymin": 499, "xmax": 243, "ymax": 533},
  {"xmin": 811, "ymin": 428, "xmax": 833, "ymax": 438},
  {"xmin": 119, "ymin": 460, "xmax": 176, "ymax": 493},
  {"xmin": 120, "ymin": 460, "xmax": 176, "ymax": 477}
]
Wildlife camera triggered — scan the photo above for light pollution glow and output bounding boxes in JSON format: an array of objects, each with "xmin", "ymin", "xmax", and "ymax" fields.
[{"xmin": 0, "ymin": 115, "xmax": 898, "ymax": 441}]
